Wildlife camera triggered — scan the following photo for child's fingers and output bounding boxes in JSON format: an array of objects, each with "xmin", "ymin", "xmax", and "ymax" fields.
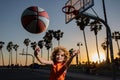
[
  {"xmin": 34, "ymin": 46, "xmax": 40, "ymax": 56},
  {"xmin": 72, "ymin": 50, "xmax": 77, "ymax": 56},
  {"xmin": 74, "ymin": 50, "xmax": 80, "ymax": 56},
  {"xmin": 77, "ymin": 50, "xmax": 80, "ymax": 54}
]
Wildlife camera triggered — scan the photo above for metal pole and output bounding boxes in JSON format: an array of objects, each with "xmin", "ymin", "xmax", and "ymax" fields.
[
  {"xmin": 83, "ymin": 30, "xmax": 90, "ymax": 66},
  {"xmin": 116, "ymin": 40, "xmax": 120, "ymax": 54},
  {"xmin": 80, "ymin": 12, "xmax": 116, "ymax": 80},
  {"xmin": 102, "ymin": 0, "xmax": 109, "ymax": 64},
  {"xmin": 19, "ymin": 53, "xmax": 35, "ymax": 66},
  {"xmin": 102, "ymin": 0, "xmax": 108, "ymax": 23},
  {"xmin": 79, "ymin": 45, "xmax": 81, "ymax": 64}
]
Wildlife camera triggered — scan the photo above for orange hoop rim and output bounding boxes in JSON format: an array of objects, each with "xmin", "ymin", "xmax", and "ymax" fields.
[
  {"xmin": 62, "ymin": 5, "xmax": 79, "ymax": 15},
  {"xmin": 62, "ymin": 5, "xmax": 76, "ymax": 14}
]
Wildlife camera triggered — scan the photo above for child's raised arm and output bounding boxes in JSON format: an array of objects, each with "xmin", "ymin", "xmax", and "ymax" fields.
[
  {"xmin": 34, "ymin": 46, "xmax": 53, "ymax": 65},
  {"xmin": 65, "ymin": 49, "xmax": 80, "ymax": 68}
]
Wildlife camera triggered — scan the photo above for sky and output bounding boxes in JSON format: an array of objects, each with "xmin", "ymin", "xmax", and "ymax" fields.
[{"xmin": 0, "ymin": 0, "xmax": 120, "ymax": 66}]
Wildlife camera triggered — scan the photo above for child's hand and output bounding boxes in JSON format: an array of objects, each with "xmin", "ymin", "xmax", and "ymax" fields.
[
  {"xmin": 71, "ymin": 49, "xmax": 80, "ymax": 57},
  {"xmin": 34, "ymin": 46, "xmax": 40, "ymax": 57}
]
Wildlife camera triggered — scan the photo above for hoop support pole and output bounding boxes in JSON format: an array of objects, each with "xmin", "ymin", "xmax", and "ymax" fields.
[{"xmin": 77, "ymin": 12, "xmax": 116, "ymax": 80}]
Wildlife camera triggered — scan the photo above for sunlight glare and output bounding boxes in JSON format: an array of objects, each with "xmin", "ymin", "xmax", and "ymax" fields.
[{"xmin": 91, "ymin": 52, "xmax": 106, "ymax": 63}]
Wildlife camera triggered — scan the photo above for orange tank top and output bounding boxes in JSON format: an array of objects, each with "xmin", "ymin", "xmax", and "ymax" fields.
[{"xmin": 49, "ymin": 62, "xmax": 67, "ymax": 80}]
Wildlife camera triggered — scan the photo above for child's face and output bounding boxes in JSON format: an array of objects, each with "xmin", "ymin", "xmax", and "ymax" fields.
[{"xmin": 55, "ymin": 50, "xmax": 65, "ymax": 63}]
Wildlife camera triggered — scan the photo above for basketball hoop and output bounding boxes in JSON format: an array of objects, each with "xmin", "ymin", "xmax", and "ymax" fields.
[{"xmin": 62, "ymin": 5, "xmax": 79, "ymax": 15}]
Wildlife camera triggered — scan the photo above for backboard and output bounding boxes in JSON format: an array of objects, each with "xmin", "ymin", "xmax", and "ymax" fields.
[{"xmin": 65, "ymin": 0, "xmax": 94, "ymax": 24}]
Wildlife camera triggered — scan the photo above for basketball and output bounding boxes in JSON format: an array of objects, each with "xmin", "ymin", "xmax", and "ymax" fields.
[{"xmin": 21, "ymin": 6, "xmax": 49, "ymax": 34}]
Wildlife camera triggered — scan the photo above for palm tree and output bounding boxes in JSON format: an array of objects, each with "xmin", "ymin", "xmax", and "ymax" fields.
[
  {"xmin": 43, "ymin": 30, "xmax": 53, "ymax": 49},
  {"xmin": 6, "ymin": 41, "xmax": 13, "ymax": 66},
  {"xmin": 48, "ymin": 30, "xmax": 54, "ymax": 50},
  {"xmin": 31, "ymin": 42, "xmax": 37, "ymax": 50},
  {"xmin": 38, "ymin": 40, "xmax": 44, "ymax": 58},
  {"xmin": 7, "ymin": 43, "xmax": 11, "ymax": 66},
  {"xmin": 23, "ymin": 38, "xmax": 31, "ymax": 66},
  {"xmin": 31, "ymin": 41, "xmax": 37, "ymax": 65},
  {"xmin": 90, "ymin": 20, "xmax": 102, "ymax": 63},
  {"xmin": 45, "ymin": 42, "xmax": 52, "ymax": 61},
  {"xmin": 53, "ymin": 30, "xmax": 64, "ymax": 46},
  {"xmin": 0, "ymin": 41, "xmax": 5, "ymax": 66},
  {"xmin": 76, "ymin": 16, "xmax": 90, "ymax": 66},
  {"xmin": 43, "ymin": 30, "xmax": 53, "ymax": 60},
  {"xmin": 112, "ymin": 31, "xmax": 120, "ymax": 58},
  {"xmin": 13, "ymin": 44, "xmax": 19, "ymax": 65}
]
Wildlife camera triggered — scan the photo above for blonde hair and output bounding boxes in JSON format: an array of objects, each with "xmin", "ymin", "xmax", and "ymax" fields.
[{"xmin": 51, "ymin": 46, "xmax": 69, "ymax": 63}]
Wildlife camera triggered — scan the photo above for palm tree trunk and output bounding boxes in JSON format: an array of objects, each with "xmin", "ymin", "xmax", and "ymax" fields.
[
  {"xmin": 25, "ymin": 46, "xmax": 28, "ymax": 66},
  {"xmin": 48, "ymin": 49, "xmax": 49, "ymax": 61},
  {"xmin": 0, "ymin": 50, "xmax": 4, "ymax": 66},
  {"xmin": 9, "ymin": 52, "xmax": 10, "ymax": 66},
  {"xmin": 11, "ymin": 50, "xmax": 12, "ymax": 65},
  {"xmin": 41, "ymin": 49, "xmax": 43, "ymax": 58},
  {"xmin": 95, "ymin": 35, "xmax": 101, "ymax": 63},
  {"xmin": 16, "ymin": 50, "xmax": 17, "ymax": 65},
  {"xmin": 58, "ymin": 40, "xmax": 60, "ymax": 46},
  {"xmin": 83, "ymin": 30, "xmax": 90, "ymax": 66},
  {"xmin": 78, "ymin": 46, "xmax": 81, "ymax": 64},
  {"xmin": 51, "ymin": 42, "xmax": 53, "ymax": 51},
  {"xmin": 106, "ymin": 49, "xmax": 110, "ymax": 63},
  {"xmin": 116, "ymin": 40, "xmax": 120, "ymax": 58},
  {"xmin": 76, "ymin": 55, "xmax": 78, "ymax": 66}
]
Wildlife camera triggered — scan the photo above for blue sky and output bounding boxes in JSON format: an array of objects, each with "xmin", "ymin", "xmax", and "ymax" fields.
[{"xmin": 0, "ymin": 0, "xmax": 120, "ymax": 65}]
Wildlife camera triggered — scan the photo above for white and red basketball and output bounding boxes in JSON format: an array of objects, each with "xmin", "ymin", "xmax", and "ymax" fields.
[{"xmin": 21, "ymin": 6, "xmax": 49, "ymax": 34}]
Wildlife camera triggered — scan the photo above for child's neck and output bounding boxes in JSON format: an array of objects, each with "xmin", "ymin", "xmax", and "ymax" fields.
[{"xmin": 55, "ymin": 61, "xmax": 64, "ymax": 64}]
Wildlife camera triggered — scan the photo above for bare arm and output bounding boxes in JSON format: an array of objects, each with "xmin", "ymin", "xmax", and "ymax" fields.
[
  {"xmin": 65, "ymin": 49, "xmax": 80, "ymax": 69},
  {"xmin": 34, "ymin": 47, "xmax": 53, "ymax": 65}
]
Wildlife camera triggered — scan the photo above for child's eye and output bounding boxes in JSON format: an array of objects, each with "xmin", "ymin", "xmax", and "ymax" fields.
[
  {"xmin": 61, "ymin": 55, "xmax": 65, "ymax": 57},
  {"xmin": 56, "ymin": 54, "xmax": 65, "ymax": 57}
]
